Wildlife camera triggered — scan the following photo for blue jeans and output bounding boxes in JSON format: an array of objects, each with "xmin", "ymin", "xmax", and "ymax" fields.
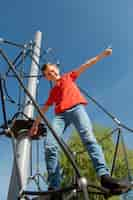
[{"xmin": 45, "ymin": 104, "xmax": 109, "ymax": 188}]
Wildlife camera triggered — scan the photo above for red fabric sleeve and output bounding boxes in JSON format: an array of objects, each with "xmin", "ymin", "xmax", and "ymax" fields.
[
  {"xmin": 44, "ymin": 91, "xmax": 54, "ymax": 106},
  {"xmin": 69, "ymin": 70, "xmax": 79, "ymax": 81}
]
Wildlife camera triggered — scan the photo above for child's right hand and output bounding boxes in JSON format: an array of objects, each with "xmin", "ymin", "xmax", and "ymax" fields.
[{"xmin": 29, "ymin": 123, "xmax": 39, "ymax": 137}]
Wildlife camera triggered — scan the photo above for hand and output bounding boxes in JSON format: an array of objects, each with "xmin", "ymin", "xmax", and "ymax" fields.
[
  {"xmin": 103, "ymin": 48, "xmax": 112, "ymax": 56},
  {"xmin": 29, "ymin": 123, "xmax": 39, "ymax": 137}
]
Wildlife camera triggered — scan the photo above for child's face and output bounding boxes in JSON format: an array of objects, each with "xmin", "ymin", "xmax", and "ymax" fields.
[{"xmin": 43, "ymin": 64, "xmax": 60, "ymax": 81}]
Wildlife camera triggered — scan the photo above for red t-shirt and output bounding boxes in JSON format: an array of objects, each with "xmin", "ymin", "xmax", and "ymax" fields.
[{"xmin": 44, "ymin": 71, "xmax": 88, "ymax": 114}]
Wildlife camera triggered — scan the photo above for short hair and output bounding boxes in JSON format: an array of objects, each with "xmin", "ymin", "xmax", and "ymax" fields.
[
  {"xmin": 41, "ymin": 63, "xmax": 49, "ymax": 72},
  {"xmin": 41, "ymin": 63, "xmax": 58, "ymax": 72},
  {"xmin": 41, "ymin": 63, "xmax": 58, "ymax": 73}
]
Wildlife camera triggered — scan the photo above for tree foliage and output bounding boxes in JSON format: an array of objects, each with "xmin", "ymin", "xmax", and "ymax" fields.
[{"xmin": 60, "ymin": 124, "xmax": 133, "ymax": 200}]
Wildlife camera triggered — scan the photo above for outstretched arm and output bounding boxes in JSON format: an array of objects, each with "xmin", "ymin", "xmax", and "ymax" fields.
[
  {"xmin": 75, "ymin": 48, "xmax": 112, "ymax": 77},
  {"xmin": 29, "ymin": 104, "xmax": 50, "ymax": 136}
]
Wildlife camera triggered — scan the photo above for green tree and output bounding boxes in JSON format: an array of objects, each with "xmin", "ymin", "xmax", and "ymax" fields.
[{"xmin": 60, "ymin": 124, "xmax": 133, "ymax": 200}]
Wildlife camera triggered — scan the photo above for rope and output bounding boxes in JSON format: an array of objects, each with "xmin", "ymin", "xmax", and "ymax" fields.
[
  {"xmin": 0, "ymin": 74, "xmax": 8, "ymax": 129},
  {"xmin": 3, "ymin": 76, "xmax": 16, "ymax": 104},
  {"xmin": 6, "ymin": 50, "xmax": 24, "ymax": 75},
  {"xmin": 19, "ymin": 183, "xmax": 109, "ymax": 197},
  {"xmin": 17, "ymin": 47, "xmax": 25, "ymax": 114},
  {"xmin": 79, "ymin": 87, "xmax": 133, "ymax": 133},
  {"xmin": 110, "ymin": 128, "xmax": 121, "ymax": 176},
  {"xmin": 120, "ymin": 133, "xmax": 133, "ymax": 182}
]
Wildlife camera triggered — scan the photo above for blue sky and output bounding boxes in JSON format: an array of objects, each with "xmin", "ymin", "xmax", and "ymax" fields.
[{"xmin": 0, "ymin": 0, "xmax": 132, "ymax": 199}]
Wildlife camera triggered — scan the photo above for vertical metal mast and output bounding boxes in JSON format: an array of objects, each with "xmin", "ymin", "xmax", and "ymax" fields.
[{"xmin": 7, "ymin": 31, "xmax": 42, "ymax": 200}]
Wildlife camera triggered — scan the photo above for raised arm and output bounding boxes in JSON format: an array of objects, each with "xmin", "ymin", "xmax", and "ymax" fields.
[
  {"xmin": 75, "ymin": 48, "xmax": 112, "ymax": 77},
  {"xmin": 29, "ymin": 104, "xmax": 50, "ymax": 136}
]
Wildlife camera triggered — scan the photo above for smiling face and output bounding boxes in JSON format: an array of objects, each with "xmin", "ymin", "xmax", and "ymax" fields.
[{"xmin": 42, "ymin": 64, "xmax": 61, "ymax": 81}]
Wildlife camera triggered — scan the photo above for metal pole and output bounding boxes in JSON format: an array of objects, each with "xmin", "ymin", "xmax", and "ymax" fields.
[
  {"xmin": 7, "ymin": 31, "xmax": 42, "ymax": 200},
  {"xmin": 0, "ymin": 74, "xmax": 8, "ymax": 129}
]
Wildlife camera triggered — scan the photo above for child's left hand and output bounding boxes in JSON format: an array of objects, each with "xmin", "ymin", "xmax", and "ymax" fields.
[{"xmin": 103, "ymin": 48, "xmax": 112, "ymax": 56}]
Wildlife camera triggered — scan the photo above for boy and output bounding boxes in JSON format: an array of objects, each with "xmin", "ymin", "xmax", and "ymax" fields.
[{"xmin": 30, "ymin": 48, "xmax": 128, "ymax": 194}]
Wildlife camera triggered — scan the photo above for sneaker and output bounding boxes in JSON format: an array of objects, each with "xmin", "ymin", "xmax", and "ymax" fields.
[
  {"xmin": 101, "ymin": 175, "xmax": 130, "ymax": 194},
  {"xmin": 48, "ymin": 187, "xmax": 62, "ymax": 200}
]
